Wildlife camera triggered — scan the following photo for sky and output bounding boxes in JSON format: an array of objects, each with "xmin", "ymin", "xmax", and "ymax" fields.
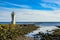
[{"xmin": 0, "ymin": 0, "xmax": 60, "ymax": 22}]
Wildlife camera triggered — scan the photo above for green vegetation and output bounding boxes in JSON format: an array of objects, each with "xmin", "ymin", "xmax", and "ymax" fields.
[{"xmin": 0, "ymin": 24, "xmax": 38, "ymax": 40}]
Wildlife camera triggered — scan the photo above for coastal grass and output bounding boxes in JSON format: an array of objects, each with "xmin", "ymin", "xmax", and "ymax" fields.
[{"xmin": 0, "ymin": 24, "xmax": 39, "ymax": 40}]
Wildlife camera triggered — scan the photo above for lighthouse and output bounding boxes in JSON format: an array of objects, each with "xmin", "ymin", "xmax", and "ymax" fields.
[{"xmin": 11, "ymin": 11, "xmax": 16, "ymax": 24}]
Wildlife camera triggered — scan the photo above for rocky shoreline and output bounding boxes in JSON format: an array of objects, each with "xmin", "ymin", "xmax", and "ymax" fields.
[{"xmin": 26, "ymin": 26, "xmax": 60, "ymax": 40}]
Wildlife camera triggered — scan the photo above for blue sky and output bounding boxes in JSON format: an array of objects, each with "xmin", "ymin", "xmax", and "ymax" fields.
[
  {"xmin": 0, "ymin": 0, "xmax": 60, "ymax": 10},
  {"xmin": 0, "ymin": 0, "xmax": 60, "ymax": 22}
]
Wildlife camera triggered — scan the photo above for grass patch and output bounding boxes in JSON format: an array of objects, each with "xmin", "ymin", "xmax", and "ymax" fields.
[{"xmin": 0, "ymin": 24, "xmax": 38, "ymax": 40}]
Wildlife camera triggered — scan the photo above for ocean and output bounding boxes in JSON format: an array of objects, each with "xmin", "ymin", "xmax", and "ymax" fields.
[{"xmin": 0, "ymin": 22, "xmax": 60, "ymax": 26}]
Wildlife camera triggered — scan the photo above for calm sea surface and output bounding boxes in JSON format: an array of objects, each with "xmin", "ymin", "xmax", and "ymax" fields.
[{"xmin": 0, "ymin": 22, "xmax": 60, "ymax": 26}]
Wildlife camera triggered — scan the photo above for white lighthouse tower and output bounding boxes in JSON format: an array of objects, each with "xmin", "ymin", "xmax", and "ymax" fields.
[{"xmin": 11, "ymin": 11, "xmax": 16, "ymax": 24}]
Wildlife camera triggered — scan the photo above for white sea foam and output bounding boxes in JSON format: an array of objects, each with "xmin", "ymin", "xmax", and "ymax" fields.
[{"xmin": 25, "ymin": 26, "xmax": 59, "ymax": 37}]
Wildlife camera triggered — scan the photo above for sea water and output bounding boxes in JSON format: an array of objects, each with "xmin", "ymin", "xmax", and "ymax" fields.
[{"xmin": 0, "ymin": 22, "xmax": 60, "ymax": 26}]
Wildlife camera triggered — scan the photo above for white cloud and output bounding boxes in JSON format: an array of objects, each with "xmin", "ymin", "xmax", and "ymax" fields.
[
  {"xmin": 43, "ymin": 0, "xmax": 60, "ymax": 5},
  {"xmin": 40, "ymin": 3, "xmax": 59, "ymax": 10},
  {"xmin": 40, "ymin": 0, "xmax": 60, "ymax": 10},
  {"xmin": 0, "ymin": 1, "xmax": 31, "ymax": 9},
  {"xmin": 0, "ymin": 8, "xmax": 60, "ymax": 22}
]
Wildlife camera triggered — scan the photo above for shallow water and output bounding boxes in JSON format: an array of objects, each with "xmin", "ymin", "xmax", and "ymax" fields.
[{"xmin": 25, "ymin": 26, "xmax": 59, "ymax": 38}]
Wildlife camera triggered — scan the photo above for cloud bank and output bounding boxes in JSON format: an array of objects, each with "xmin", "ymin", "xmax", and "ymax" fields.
[{"xmin": 0, "ymin": 8, "xmax": 60, "ymax": 22}]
